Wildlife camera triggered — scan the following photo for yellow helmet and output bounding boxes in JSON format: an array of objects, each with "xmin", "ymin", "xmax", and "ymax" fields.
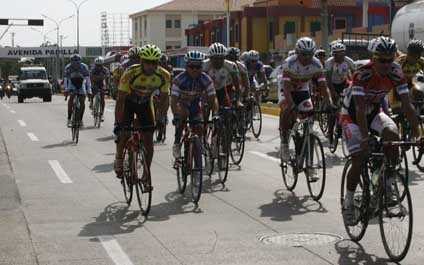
[{"xmin": 140, "ymin": 44, "xmax": 161, "ymax": 61}]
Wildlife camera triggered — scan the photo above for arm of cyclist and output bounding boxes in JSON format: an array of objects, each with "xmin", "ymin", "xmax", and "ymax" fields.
[
  {"xmin": 353, "ymin": 95, "xmax": 369, "ymax": 151},
  {"xmin": 400, "ymin": 90, "xmax": 420, "ymax": 138},
  {"xmin": 317, "ymin": 80, "xmax": 334, "ymax": 108},
  {"xmin": 157, "ymin": 70, "xmax": 171, "ymax": 122},
  {"xmin": 281, "ymin": 67, "xmax": 295, "ymax": 109},
  {"xmin": 115, "ymin": 68, "xmax": 133, "ymax": 126},
  {"xmin": 324, "ymin": 60, "xmax": 336, "ymax": 99}
]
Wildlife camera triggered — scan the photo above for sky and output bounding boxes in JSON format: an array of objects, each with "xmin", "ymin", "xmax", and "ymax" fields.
[{"xmin": 0, "ymin": 0, "xmax": 171, "ymax": 48}]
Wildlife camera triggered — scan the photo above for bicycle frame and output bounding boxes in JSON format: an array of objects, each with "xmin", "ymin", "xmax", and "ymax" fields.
[{"xmin": 290, "ymin": 115, "xmax": 315, "ymax": 170}]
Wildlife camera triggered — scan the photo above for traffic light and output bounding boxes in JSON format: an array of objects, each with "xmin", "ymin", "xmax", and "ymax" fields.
[
  {"xmin": 0, "ymin": 19, "xmax": 8, "ymax": 25},
  {"xmin": 28, "ymin": 19, "xmax": 43, "ymax": 26}
]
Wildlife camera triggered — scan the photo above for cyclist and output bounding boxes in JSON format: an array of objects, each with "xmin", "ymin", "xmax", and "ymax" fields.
[
  {"xmin": 112, "ymin": 55, "xmax": 128, "ymax": 91},
  {"xmin": 171, "ymin": 50, "xmax": 219, "ymax": 158},
  {"xmin": 159, "ymin": 54, "xmax": 173, "ymax": 75},
  {"xmin": 325, "ymin": 42, "xmax": 355, "ymax": 147},
  {"xmin": 90, "ymin": 57, "xmax": 110, "ymax": 121},
  {"xmin": 244, "ymin": 50, "xmax": 268, "ymax": 102},
  {"xmin": 114, "ymin": 44, "xmax": 170, "ymax": 187},
  {"xmin": 280, "ymin": 37, "xmax": 334, "ymax": 161},
  {"xmin": 226, "ymin": 47, "xmax": 250, "ymax": 98},
  {"xmin": 64, "ymin": 54, "xmax": 92, "ymax": 128},
  {"xmin": 341, "ymin": 37, "xmax": 419, "ymax": 225},
  {"xmin": 202, "ymin": 43, "xmax": 241, "ymax": 109},
  {"xmin": 315, "ymin": 49, "xmax": 327, "ymax": 67}
]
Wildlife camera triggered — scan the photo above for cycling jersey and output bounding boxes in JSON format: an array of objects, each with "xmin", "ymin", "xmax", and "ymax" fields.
[
  {"xmin": 90, "ymin": 66, "xmax": 110, "ymax": 90},
  {"xmin": 64, "ymin": 63, "xmax": 92, "ymax": 95},
  {"xmin": 244, "ymin": 60, "xmax": 265, "ymax": 84},
  {"xmin": 325, "ymin": 56, "xmax": 355, "ymax": 85},
  {"xmin": 119, "ymin": 65, "xmax": 170, "ymax": 98},
  {"xmin": 202, "ymin": 59, "xmax": 239, "ymax": 90},
  {"xmin": 398, "ymin": 54, "xmax": 424, "ymax": 81},
  {"xmin": 282, "ymin": 55, "xmax": 326, "ymax": 92},
  {"xmin": 342, "ymin": 62, "xmax": 408, "ymax": 120}
]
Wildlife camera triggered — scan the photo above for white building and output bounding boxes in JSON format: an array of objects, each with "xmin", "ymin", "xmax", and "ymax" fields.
[{"xmin": 130, "ymin": 0, "xmax": 253, "ymax": 51}]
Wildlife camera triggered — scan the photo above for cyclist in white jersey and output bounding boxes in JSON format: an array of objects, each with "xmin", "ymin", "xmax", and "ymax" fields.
[{"xmin": 226, "ymin": 47, "xmax": 250, "ymax": 98}]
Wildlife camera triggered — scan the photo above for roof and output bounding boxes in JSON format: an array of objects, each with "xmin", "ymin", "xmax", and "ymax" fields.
[{"xmin": 145, "ymin": 0, "xmax": 254, "ymax": 12}]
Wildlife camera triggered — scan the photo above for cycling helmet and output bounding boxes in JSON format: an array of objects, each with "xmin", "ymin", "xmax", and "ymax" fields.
[
  {"xmin": 295, "ymin": 37, "xmax": 316, "ymax": 53},
  {"xmin": 208, "ymin": 42, "xmax": 227, "ymax": 57},
  {"xmin": 288, "ymin": 50, "xmax": 296, "ymax": 57},
  {"xmin": 120, "ymin": 54, "xmax": 128, "ymax": 63},
  {"xmin": 227, "ymin": 47, "xmax": 240, "ymax": 57},
  {"xmin": 70, "ymin": 54, "xmax": 81, "ymax": 63},
  {"xmin": 247, "ymin": 50, "xmax": 260, "ymax": 60},
  {"xmin": 407, "ymin": 39, "xmax": 424, "ymax": 55},
  {"xmin": 94, "ymin": 57, "xmax": 104, "ymax": 65},
  {"xmin": 159, "ymin": 54, "xmax": 169, "ymax": 63},
  {"xmin": 184, "ymin": 50, "xmax": 205, "ymax": 65},
  {"xmin": 314, "ymin": 49, "xmax": 326, "ymax": 57},
  {"xmin": 370, "ymin": 36, "xmax": 397, "ymax": 56},
  {"xmin": 128, "ymin": 46, "xmax": 141, "ymax": 58},
  {"xmin": 140, "ymin": 44, "xmax": 161, "ymax": 61},
  {"xmin": 240, "ymin": 51, "xmax": 249, "ymax": 61},
  {"xmin": 332, "ymin": 42, "xmax": 346, "ymax": 53}
]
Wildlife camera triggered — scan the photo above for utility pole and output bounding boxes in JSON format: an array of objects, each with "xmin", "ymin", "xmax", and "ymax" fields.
[
  {"xmin": 10, "ymin": 32, "xmax": 15, "ymax": 47},
  {"xmin": 321, "ymin": 0, "xmax": 329, "ymax": 50},
  {"xmin": 363, "ymin": 0, "xmax": 369, "ymax": 29},
  {"xmin": 67, "ymin": 0, "xmax": 89, "ymax": 52}
]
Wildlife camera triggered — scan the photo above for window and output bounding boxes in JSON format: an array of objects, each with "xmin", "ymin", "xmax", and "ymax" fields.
[
  {"xmin": 335, "ymin": 18, "xmax": 346, "ymax": 30},
  {"xmin": 310, "ymin": 21, "xmax": 320, "ymax": 37},
  {"xmin": 284, "ymin": 21, "xmax": 296, "ymax": 37},
  {"xmin": 174, "ymin": 45, "xmax": 181, "ymax": 49},
  {"xmin": 174, "ymin": 20, "xmax": 181, "ymax": 29},
  {"xmin": 134, "ymin": 21, "xmax": 138, "ymax": 32},
  {"xmin": 198, "ymin": 20, "xmax": 204, "ymax": 25},
  {"xmin": 166, "ymin": 45, "xmax": 173, "ymax": 50},
  {"xmin": 166, "ymin": 20, "xmax": 172, "ymax": 28}
]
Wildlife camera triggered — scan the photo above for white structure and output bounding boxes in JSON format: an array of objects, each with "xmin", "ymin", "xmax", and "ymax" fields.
[
  {"xmin": 101, "ymin": 12, "xmax": 131, "ymax": 47},
  {"xmin": 130, "ymin": 0, "xmax": 253, "ymax": 51}
]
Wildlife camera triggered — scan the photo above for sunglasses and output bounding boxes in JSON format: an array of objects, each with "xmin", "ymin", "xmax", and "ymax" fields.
[
  {"xmin": 300, "ymin": 52, "xmax": 314, "ymax": 57},
  {"xmin": 375, "ymin": 57, "xmax": 394, "ymax": 64},
  {"xmin": 143, "ymin": 60, "xmax": 158, "ymax": 65},
  {"xmin": 188, "ymin": 65, "xmax": 202, "ymax": 70}
]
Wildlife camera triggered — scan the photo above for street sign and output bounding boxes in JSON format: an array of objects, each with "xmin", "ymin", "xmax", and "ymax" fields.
[{"xmin": 28, "ymin": 19, "xmax": 44, "ymax": 26}]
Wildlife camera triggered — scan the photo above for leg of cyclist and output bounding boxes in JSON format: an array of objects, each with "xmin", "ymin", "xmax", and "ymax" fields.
[
  {"xmin": 79, "ymin": 95, "xmax": 86, "ymax": 127},
  {"xmin": 100, "ymin": 89, "xmax": 105, "ymax": 121},
  {"xmin": 114, "ymin": 97, "xmax": 133, "ymax": 178},
  {"xmin": 172, "ymin": 102, "xmax": 189, "ymax": 159},
  {"xmin": 327, "ymin": 83, "xmax": 342, "ymax": 146},
  {"xmin": 280, "ymin": 92, "xmax": 296, "ymax": 160},
  {"xmin": 67, "ymin": 93, "xmax": 75, "ymax": 127}
]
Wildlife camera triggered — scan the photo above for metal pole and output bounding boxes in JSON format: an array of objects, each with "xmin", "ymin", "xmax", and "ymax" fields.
[
  {"xmin": 77, "ymin": 8, "xmax": 79, "ymax": 51},
  {"xmin": 363, "ymin": 0, "xmax": 369, "ymax": 30},
  {"xmin": 321, "ymin": 0, "xmax": 329, "ymax": 50},
  {"xmin": 10, "ymin": 32, "xmax": 15, "ymax": 47}
]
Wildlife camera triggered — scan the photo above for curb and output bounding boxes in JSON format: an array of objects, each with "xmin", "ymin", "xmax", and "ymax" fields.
[{"xmin": 260, "ymin": 104, "xmax": 280, "ymax": 116}]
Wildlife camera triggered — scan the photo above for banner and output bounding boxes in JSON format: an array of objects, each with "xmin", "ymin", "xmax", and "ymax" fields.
[{"xmin": 0, "ymin": 46, "xmax": 105, "ymax": 58}]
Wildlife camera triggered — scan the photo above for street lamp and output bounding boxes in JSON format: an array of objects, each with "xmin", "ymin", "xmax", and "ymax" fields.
[
  {"xmin": 30, "ymin": 27, "xmax": 56, "ymax": 45},
  {"xmin": 67, "ymin": 0, "xmax": 89, "ymax": 51},
  {"xmin": 41, "ymin": 14, "xmax": 75, "ymax": 80}
]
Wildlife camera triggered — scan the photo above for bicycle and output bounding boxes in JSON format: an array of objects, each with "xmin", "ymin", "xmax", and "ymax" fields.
[
  {"xmin": 66, "ymin": 93, "xmax": 82, "ymax": 144},
  {"xmin": 340, "ymin": 137, "xmax": 419, "ymax": 262},
  {"xmin": 173, "ymin": 120, "xmax": 203, "ymax": 203},
  {"xmin": 121, "ymin": 127, "xmax": 152, "ymax": 216},
  {"xmin": 243, "ymin": 93, "xmax": 262, "ymax": 139},
  {"xmin": 280, "ymin": 109, "xmax": 330, "ymax": 201},
  {"xmin": 328, "ymin": 94, "xmax": 349, "ymax": 158},
  {"xmin": 92, "ymin": 92, "xmax": 103, "ymax": 128}
]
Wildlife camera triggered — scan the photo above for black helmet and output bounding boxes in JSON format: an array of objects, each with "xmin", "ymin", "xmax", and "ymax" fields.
[
  {"xmin": 371, "ymin": 36, "xmax": 398, "ymax": 56},
  {"xmin": 407, "ymin": 39, "xmax": 424, "ymax": 55},
  {"xmin": 227, "ymin": 47, "xmax": 240, "ymax": 57},
  {"xmin": 159, "ymin": 54, "xmax": 169, "ymax": 63}
]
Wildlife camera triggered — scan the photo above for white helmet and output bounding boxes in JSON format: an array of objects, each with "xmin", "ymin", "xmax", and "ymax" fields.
[
  {"xmin": 208, "ymin": 42, "xmax": 227, "ymax": 57},
  {"xmin": 247, "ymin": 50, "xmax": 260, "ymax": 60},
  {"xmin": 128, "ymin": 46, "xmax": 141, "ymax": 58},
  {"xmin": 94, "ymin": 57, "xmax": 104, "ymax": 65},
  {"xmin": 240, "ymin": 51, "xmax": 249, "ymax": 61},
  {"xmin": 367, "ymin": 38, "xmax": 378, "ymax": 53},
  {"xmin": 295, "ymin": 37, "xmax": 316, "ymax": 53},
  {"xmin": 414, "ymin": 71, "xmax": 424, "ymax": 92},
  {"xmin": 332, "ymin": 42, "xmax": 346, "ymax": 53},
  {"xmin": 288, "ymin": 50, "xmax": 296, "ymax": 57}
]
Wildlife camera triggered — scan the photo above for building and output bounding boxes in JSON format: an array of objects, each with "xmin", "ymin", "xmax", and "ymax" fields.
[
  {"xmin": 186, "ymin": 0, "xmax": 401, "ymax": 52},
  {"xmin": 130, "ymin": 0, "xmax": 255, "ymax": 51}
]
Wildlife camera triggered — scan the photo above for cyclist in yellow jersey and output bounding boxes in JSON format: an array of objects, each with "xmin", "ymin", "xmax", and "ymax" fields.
[{"xmin": 114, "ymin": 44, "xmax": 170, "ymax": 184}]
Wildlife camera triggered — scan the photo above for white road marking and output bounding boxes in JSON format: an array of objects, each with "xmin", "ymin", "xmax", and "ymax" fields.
[
  {"xmin": 48, "ymin": 160, "xmax": 72, "ymax": 184},
  {"xmin": 17, "ymin": 120, "xmax": 27, "ymax": 127},
  {"xmin": 10, "ymin": 110, "xmax": 16, "ymax": 114},
  {"xmin": 27, "ymin": 132, "xmax": 39, "ymax": 142},
  {"xmin": 99, "ymin": 236, "xmax": 134, "ymax": 265},
  {"xmin": 249, "ymin": 151, "xmax": 280, "ymax": 163}
]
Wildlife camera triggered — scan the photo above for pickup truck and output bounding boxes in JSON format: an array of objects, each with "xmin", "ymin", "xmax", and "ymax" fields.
[{"xmin": 17, "ymin": 66, "xmax": 52, "ymax": 103}]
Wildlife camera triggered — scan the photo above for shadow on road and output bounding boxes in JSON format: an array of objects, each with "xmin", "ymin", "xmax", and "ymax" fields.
[
  {"xmin": 258, "ymin": 189, "xmax": 328, "ymax": 222},
  {"xmin": 202, "ymin": 175, "xmax": 231, "ymax": 194},
  {"xmin": 334, "ymin": 239, "xmax": 392, "ymax": 265},
  {"xmin": 79, "ymin": 202, "xmax": 144, "ymax": 238},
  {"xmin": 92, "ymin": 162, "xmax": 113, "ymax": 173},
  {"xmin": 97, "ymin": 136, "xmax": 114, "ymax": 142},
  {"xmin": 147, "ymin": 191, "xmax": 202, "ymax": 222},
  {"xmin": 42, "ymin": 141, "xmax": 75, "ymax": 149}
]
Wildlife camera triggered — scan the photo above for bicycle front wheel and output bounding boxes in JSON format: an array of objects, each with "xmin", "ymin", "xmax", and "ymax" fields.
[
  {"xmin": 412, "ymin": 121, "xmax": 424, "ymax": 172},
  {"xmin": 280, "ymin": 134, "xmax": 298, "ymax": 191},
  {"xmin": 305, "ymin": 134, "xmax": 326, "ymax": 201},
  {"xmin": 217, "ymin": 125, "xmax": 230, "ymax": 184},
  {"xmin": 190, "ymin": 136, "xmax": 203, "ymax": 203},
  {"xmin": 251, "ymin": 100, "xmax": 262, "ymax": 138},
  {"xmin": 95, "ymin": 96, "xmax": 101, "ymax": 128},
  {"xmin": 230, "ymin": 113, "xmax": 246, "ymax": 165},
  {"xmin": 379, "ymin": 172, "xmax": 413, "ymax": 262},
  {"xmin": 134, "ymin": 148, "xmax": 152, "ymax": 216},
  {"xmin": 340, "ymin": 159, "xmax": 370, "ymax": 242},
  {"xmin": 121, "ymin": 148, "xmax": 133, "ymax": 205}
]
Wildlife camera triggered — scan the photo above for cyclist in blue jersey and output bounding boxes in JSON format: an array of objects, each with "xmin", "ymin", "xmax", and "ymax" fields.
[{"xmin": 244, "ymin": 50, "xmax": 268, "ymax": 101}]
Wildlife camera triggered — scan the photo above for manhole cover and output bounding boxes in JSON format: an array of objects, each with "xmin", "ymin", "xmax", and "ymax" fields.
[{"xmin": 260, "ymin": 232, "xmax": 343, "ymax": 247}]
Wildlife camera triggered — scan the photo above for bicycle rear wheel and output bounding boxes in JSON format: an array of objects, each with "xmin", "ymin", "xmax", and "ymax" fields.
[
  {"xmin": 95, "ymin": 96, "xmax": 101, "ymax": 128},
  {"xmin": 175, "ymin": 143, "xmax": 188, "ymax": 194},
  {"xmin": 217, "ymin": 125, "xmax": 230, "ymax": 184},
  {"xmin": 379, "ymin": 172, "xmax": 413, "ymax": 262},
  {"xmin": 305, "ymin": 134, "xmax": 326, "ymax": 201},
  {"xmin": 329, "ymin": 124, "xmax": 339, "ymax": 153},
  {"xmin": 412, "ymin": 121, "xmax": 424, "ymax": 172},
  {"xmin": 121, "ymin": 148, "xmax": 133, "ymax": 205},
  {"xmin": 340, "ymin": 159, "xmax": 370, "ymax": 242},
  {"xmin": 203, "ymin": 123, "xmax": 214, "ymax": 176},
  {"xmin": 190, "ymin": 136, "xmax": 203, "ymax": 203},
  {"xmin": 230, "ymin": 113, "xmax": 246, "ymax": 165},
  {"xmin": 251, "ymin": 100, "xmax": 262, "ymax": 138},
  {"xmin": 134, "ymin": 148, "xmax": 152, "ymax": 216}
]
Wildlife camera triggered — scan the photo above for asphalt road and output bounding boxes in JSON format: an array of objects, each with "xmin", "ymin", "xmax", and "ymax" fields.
[{"xmin": 1, "ymin": 95, "xmax": 424, "ymax": 265}]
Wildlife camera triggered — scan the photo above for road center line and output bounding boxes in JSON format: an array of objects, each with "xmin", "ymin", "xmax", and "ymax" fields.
[
  {"xmin": 27, "ymin": 132, "xmax": 39, "ymax": 142},
  {"xmin": 99, "ymin": 236, "xmax": 134, "ymax": 265},
  {"xmin": 10, "ymin": 110, "xmax": 16, "ymax": 114},
  {"xmin": 18, "ymin": 120, "xmax": 26, "ymax": 127},
  {"xmin": 48, "ymin": 160, "xmax": 72, "ymax": 184},
  {"xmin": 249, "ymin": 151, "xmax": 280, "ymax": 163}
]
